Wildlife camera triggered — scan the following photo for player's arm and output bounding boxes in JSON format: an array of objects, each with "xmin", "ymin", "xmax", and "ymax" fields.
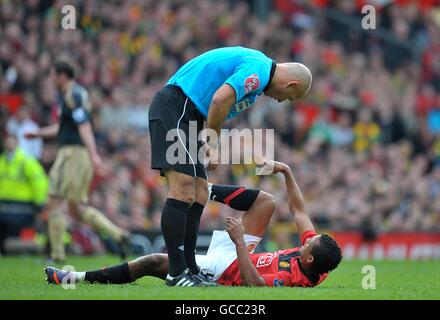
[
  {"xmin": 71, "ymin": 93, "xmax": 97, "ymax": 157},
  {"xmin": 78, "ymin": 122, "xmax": 98, "ymax": 157},
  {"xmin": 72, "ymin": 90, "xmax": 108, "ymax": 176},
  {"xmin": 271, "ymin": 161, "xmax": 315, "ymax": 234},
  {"xmin": 77, "ymin": 121, "xmax": 107, "ymax": 176},
  {"xmin": 24, "ymin": 123, "xmax": 59, "ymax": 139},
  {"xmin": 225, "ymin": 217, "xmax": 266, "ymax": 287}
]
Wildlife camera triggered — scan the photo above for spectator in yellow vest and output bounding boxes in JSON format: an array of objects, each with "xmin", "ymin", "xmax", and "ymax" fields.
[{"xmin": 0, "ymin": 133, "xmax": 49, "ymax": 254}]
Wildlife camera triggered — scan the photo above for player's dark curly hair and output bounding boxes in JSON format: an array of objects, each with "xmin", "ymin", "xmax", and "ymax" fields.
[
  {"xmin": 311, "ymin": 234, "xmax": 342, "ymax": 275},
  {"xmin": 54, "ymin": 61, "xmax": 75, "ymax": 79}
]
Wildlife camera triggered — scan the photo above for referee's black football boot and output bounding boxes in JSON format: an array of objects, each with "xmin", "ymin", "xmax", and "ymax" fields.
[{"xmin": 165, "ymin": 269, "xmax": 217, "ymax": 287}]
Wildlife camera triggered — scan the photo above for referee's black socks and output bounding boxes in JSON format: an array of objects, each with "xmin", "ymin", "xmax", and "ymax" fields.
[
  {"xmin": 184, "ymin": 202, "xmax": 204, "ymax": 274},
  {"xmin": 161, "ymin": 198, "xmax": 190, "ymax": 277}
]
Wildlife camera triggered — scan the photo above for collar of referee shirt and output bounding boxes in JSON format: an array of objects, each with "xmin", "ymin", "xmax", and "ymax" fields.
[{"xmin": 263, "ymin": 60, "xmax": 277, "ymax": 93}]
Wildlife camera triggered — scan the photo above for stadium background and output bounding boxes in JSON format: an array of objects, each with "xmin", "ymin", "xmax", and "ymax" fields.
[{"xmin": 0, "ymin": 0, "xmax": 439, "ymax": 261}]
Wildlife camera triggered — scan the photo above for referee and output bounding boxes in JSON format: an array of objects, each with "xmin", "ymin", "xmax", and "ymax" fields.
[
  {"xmin": 149, "ymin": 46, "xmax": 312, "ymax": 286},
  {"xmin": 26, "ymin": 61, "xmax": 130, "ymax": 262}
]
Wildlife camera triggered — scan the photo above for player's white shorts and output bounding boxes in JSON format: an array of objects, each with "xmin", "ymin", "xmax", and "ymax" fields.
[{"xmin": 195, "ymin": 230, "xmax": 262, "ymax": 281}]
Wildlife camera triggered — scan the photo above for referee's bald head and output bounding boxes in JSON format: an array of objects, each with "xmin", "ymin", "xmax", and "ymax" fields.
[
  {"xmin": 265, "ymin": 62, "xmax": 312, "ymax": 103},
  {"xmin": 283, "ymin": 62, "xmax": 312, "ymax": 98}
]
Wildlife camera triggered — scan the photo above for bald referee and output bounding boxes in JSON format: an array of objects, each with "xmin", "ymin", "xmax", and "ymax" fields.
[{"xmin": 149, "ymin": 46, "xmax": 312, "ymax": 286}]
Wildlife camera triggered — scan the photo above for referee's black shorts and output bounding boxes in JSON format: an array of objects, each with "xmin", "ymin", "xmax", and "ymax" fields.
[{"xmin": 148, "ymin": 84, "xmax": 207, "ymax": 180}]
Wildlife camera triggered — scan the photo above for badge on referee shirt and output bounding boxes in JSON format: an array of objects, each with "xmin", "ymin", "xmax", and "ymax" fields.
[{"xmin": 244, "ymin": 74, "xmax": 260, "ymax": 94}]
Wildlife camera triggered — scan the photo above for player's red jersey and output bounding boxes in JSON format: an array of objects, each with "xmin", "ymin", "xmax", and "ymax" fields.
[{"xmin": 217, "ymin": 231, "xmax": 328, "ymax": 287}]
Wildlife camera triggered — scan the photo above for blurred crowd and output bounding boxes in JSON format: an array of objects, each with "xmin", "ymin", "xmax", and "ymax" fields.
[{"xmin": 1, "ymin": 0, "xmax": 439, "ymax": 244}]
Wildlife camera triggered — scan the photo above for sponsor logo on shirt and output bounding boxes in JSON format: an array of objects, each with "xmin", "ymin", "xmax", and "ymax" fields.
[
  {"xmin": 279, "ymin": 261, "xmax": 290, "ymax": 268},
  {"xmin": 256, "ymin": 252, "xmax": 277, "ymax": 268}
]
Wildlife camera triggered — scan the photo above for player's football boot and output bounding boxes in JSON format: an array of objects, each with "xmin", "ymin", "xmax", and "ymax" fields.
[
  {"xmin": 165, "ymin": 269, "xmax": 217, "ymax": 287},
  {"xmin": 44, "ymin": 266, "xmax": 70, "ymax": 285}
]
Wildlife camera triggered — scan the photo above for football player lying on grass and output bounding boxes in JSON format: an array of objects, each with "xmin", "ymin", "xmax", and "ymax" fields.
[{"xmin": 45, "ymin": 161, "xmax": 342, "ymax": 287}]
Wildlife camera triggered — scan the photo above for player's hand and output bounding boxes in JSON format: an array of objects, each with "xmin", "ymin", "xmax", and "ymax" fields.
[
  {"xmin": 91, "ymin": 153, "xmax": 110, "ymax": 177},
  {"xmin": 256, "ymin": 160, "xmax": 289, "ymax": 175},
  {"xmin": 270, "ymin": 160, "xmax": 290, "ymax": 174},
  {"xmin": 24, "ymin": 131, "xmax": 40, "ymax": 139},
  {"xmin": 205, "ymin": 144, "xmax": 219, "ymax": 172},
  {"xmin": 225, "ymin": 217, "xmax": 245, "ymax": 244}
]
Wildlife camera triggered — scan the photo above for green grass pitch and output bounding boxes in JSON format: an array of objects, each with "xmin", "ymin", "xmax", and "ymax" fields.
[{"xmin": 0, "ymin": 255, "xmax": 439, "ymax": 300}]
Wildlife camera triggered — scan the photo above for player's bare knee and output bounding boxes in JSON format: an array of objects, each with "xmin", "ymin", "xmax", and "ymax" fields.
[
  {"xmin": 262, "ymin": 192, "xmax": 276, "ymax": 213},
  {"xmin": 194, "ymin": 180, "xmax": 208, "ymax": 206},
  {"xmin": 257, "ymin": 191, "xmax": 276, "ymax": 213},
  {"xmin": 167, "ymin": 177, "xmax": 195, "ymax": 203},
  {"xmin": 168, "ymin": 190, "xmax": 194, "ymax": 203}
]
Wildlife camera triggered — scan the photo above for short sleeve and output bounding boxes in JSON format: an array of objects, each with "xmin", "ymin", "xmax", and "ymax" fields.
[
  {"xmin": 300, "ymin": 230, "xmax": 317, "ymax": 245},
  {"xmin": 224, "ymin": 62, "xmax": 267, "ymax": 103},
  {"xmin": 71, "ymin": 88, "xmax": 91, "ymax": 125}
]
